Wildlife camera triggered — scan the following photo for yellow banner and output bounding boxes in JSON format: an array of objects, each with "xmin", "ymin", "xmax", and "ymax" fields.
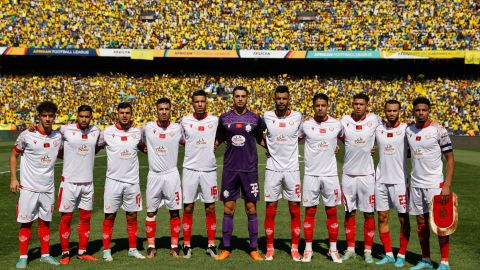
[
  {"xmin": 0, "ymin": 124, "xmax": 17, "ymax": 130},
  {"xmin": 465, "ymin": 51, "xmax": 480, "ymax": 65},
  {"xmin": 131, "ymin": 49, "xmax": 154, "ymax": 60},
  {"xmin": 381, "ymin": 50, "xmax": 466, "ymax": 59},
  {"xmin": 166, "ymin": 50, "xmax": 238, "ymax": 58}
]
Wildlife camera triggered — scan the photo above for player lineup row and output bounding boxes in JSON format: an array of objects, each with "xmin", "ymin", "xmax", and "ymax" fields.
[{"xmin": 10, "ymin": 87, "xmax": 454, "ymax": 270}]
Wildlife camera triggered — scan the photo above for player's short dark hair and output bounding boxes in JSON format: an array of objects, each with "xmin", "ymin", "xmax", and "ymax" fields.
[
  {"xmin": 353, "ymin": 93, "xmax": 370, "ymax": 103},
  {"xmin": 117, "ymin": 102, "xmax": 133, "ymax": 111},
  {"xmin": 191, "ymin": 90, "xmax": 207, "ymax": 100},
  {"xmin": 413, "ymin": 97, "xmax": 431, "ymax": 108},
  {"xmin": 156, "ymin": 98, "xmax": 171, "ymax": 105},
  {"xmin": 384, "ymin": 99, "xmax": 401, "ymax": 109},
  {"xmin": 312, "ymin": 93, "xmax": 329, "ymax": 104},
  {"xmin": 274, "ymin": 85, "xmax": 289, "ymax": 95},
  {"xmin": 37, "ymin": 101, "xmax": 58, "ymax": 114},
  {"xmin": 77, "ymin": 105, "xmax": 93, "ymax": 114},
  {"xmin": 233, "ymin": 86, "xmax": 248, "ymax": 96}
]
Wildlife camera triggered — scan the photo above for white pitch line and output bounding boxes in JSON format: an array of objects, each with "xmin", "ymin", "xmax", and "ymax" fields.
[{"xmin": 0, "ymin": 154, "xmax": 107, "ymax": 175}]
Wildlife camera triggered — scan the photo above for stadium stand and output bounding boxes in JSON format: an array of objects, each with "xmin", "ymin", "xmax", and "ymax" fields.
[
  {"xmin": 0, "ymin": 73, "xmax": 478, "ymax": 135},
  {"xmin": 1, "ymin": 1, "xmax": 478, "ymax": 50}
]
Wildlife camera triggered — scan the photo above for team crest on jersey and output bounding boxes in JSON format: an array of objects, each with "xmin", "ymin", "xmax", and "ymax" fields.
[
  {"xmin": 245, "ymin": 124, "xmax": 252, "ymax": 132},
  {"xmin": 132, "ymin": 134, "xmax": 138, "ymax": 139},
  {"xmin": 223, "ymin": 190, "xmax": 230, "ymax": 198},
  {"xmin": 329, "ymin": 127, "xmax": 335, "ymax": 131},
  {"xmin": 208, "ymin": 124, "xmax": 213, "ymax": 129},
  {"xmin": 53, "ymin": 140, "xmax": 60, "ymax": 147},
  {"xmin": 170, "ymin": 132, "xmax": 176, "ymax": 137},
  {"xmin": 396, "ymin": 130, "xmax": 403, "ymax": 135},
  {"xmin": 367, "ymin": 121, "xmax": 373, "ymax": 127},
  {"xmin": 426, "ymin": 133, "xmax": 432, "ymax": 139},
  {"xmin": 289, "ymin": 120, "xmax": 295, "ymax": 126}
]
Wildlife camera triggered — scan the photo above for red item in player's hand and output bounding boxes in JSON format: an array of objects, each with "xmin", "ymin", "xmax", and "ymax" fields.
[{"xmin": 429, "ymin": 192, "xmax": 458, "ymax": 236}]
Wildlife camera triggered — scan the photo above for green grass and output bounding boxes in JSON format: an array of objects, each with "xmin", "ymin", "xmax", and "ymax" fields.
[{"xmin": 0, "ymin": 142, "xmax": 479, "ymax": 270}]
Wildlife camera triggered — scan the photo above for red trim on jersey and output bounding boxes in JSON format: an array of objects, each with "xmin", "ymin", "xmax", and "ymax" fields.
[
  {"xmin": 275, "ymin": 109, "xmax": 291, "ymax": 118},
  {"xmin": 314, "ymin": 115, "xmax": 329, "ymax": 124},
  {"xmin": 387, "ymin": 121, "xmax": 401, "ymax": 128},
  {"xmin": 416, "ymin": 119, "xmax": 433, "ymax": 129},
  {"xmin": 192, "ymin": 113, "xmax": 208, "ymax": 121},
  {"xmin": 13, "ymin": 145, "xmax": 23, "ymax": 153},
  {"xmin": 115, "ymin": 123, "xmax": 123, "ymax": 130},
  {"xmin": 76, "ymin": 123, "xmax": 90, "ymax": 130},
  {"xmin": 351, "ymin": 113, "xmax": 367, "ymax": 122},
  {"xmin": 57, "ymin": 187, "xmax": 64, "ymax": 211},
  {"xmin": 61, "ymin": 176, "xmax": 65, "ymax": 182},
  {"xmin": 156, "ymin": 120, "xmax": 170, "ymax": 128},
  {"xmin": 36, "ymin": 126, "xmax": 46, "ymax": 135}
]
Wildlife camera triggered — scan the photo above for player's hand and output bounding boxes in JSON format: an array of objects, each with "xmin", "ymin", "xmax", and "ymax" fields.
[
  {"xmin": 143, "ymin": 146, "xmax": 148, "ymax": 153},
  {"xmin": 10, "ymin": 178, "xmax": 20, "ymax": 193},
  {"xmin": 27, "ymin": 123, "xmax": 37, "ymax": 132},
  {"xmin": 334, "ymin": 145, "xmax": 340, "ymax": 154},
  {"xmin": 440, "ymin": 185, "xmax": 451, "ymax": 204},
  {"xmin": 214, "ymin": 140, "xmax": 220, "ymax": 152},
  {"xmin": 265, "ymin": 150, "xmax": 271, "ymax": 158},
  {"xmin": 371, "ymin": 145, "xmax": 377, "ymax": 156}
]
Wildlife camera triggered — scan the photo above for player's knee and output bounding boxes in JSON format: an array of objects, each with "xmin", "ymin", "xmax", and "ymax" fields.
[
  {"xmin": 147, "ymin": 212, "xmax": 157, "ymax": 218},
  {"xmin": 79, "ymin": 209, "xmax": 91, "ymax": 221},
  {"xmin": 184, "ymin": 203, "xmax": 194, "ymax": 214},
  {"xmin": 205, "ymin": 203, "xmax": 215, "ymax": 213},
  {"xmin": 105, "ymin": 213, "xmax": 116, "ymax": 220},
  {"xmin": 169, "ymin": 210, "xmax": 180, "ymax": 219},
  {"xmin": 378, "ymin": 211, "xmax": 388, "ymax": 223},
  {"xmin": 126, "ymin": 211, "xmax": 137, "ymax": 219}
]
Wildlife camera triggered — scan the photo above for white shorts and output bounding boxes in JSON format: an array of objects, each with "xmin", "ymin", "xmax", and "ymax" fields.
[
  {"xmin": 17, "ymin": 189, "xmax": 54, "ymax": 223},
  {"xmin": 104, "ymin": 178, "xmax": 142, "ymax": 213},
  {"xmin": 409, "ymin": 187, "xmax": 442, "ymax": 215},
  {"xmin": 375, "ymin": 182, "xmax": 408, "ymax": 213},
  {"xmin": 58, "ymin": 181, "xmax": 94, "ymax": 212},
  {"xmin": 146, "ymin": 170, "xmax": 182, "ymax": 212},
  {"xmin": 182, "ymin": 168, "xmax": 218, "ymax": 204},
  {"xmin": 303, "ymin": 175, "xmax": 341, "ymax": 207},
  {"xmin": 264, "ymin": 170, "xmax": 301, "ymax": 202},
  {"xmin": 341, "ymin": 174, "xmax": 375, "ymax": 213}
]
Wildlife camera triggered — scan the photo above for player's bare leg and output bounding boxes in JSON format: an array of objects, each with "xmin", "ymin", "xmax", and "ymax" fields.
[
  {"xmin": 289, "ymin": 201, "xmax": 302, "ymax": 261},
  {"xmin": 182, "ymin": 203, "xmax": 195, "ymax": 258},
  {"xmin": 342, "ymin": 210, "xmax": 357, "ymax": 261},
  {"xmin": 102, "ymin": 213, "xmax": 116, "ymax": 261},
  {"xmin": 246, "ymin": 201, "xmax": 262, "ymax": 261},
  {"xmin": 216, "ymin": 201, "xmax": 236, "ymax": 261},
  {"xmin": 363, "ymin": 211, "xmax": 375, "ymax": 263},
  {"xmin": 205, "ymin": 202, "xmax": 217, "ymax": 257},
  {"xmin": 376, "ymin": 210, "xmax": 395, "ymax": 265},
  {"xmin": 264, "ymin": 201, "xmax": 278, "ymax": 260}
]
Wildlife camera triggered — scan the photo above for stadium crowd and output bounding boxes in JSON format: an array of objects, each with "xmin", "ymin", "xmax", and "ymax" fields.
[
  {"xmin": 0, "ymin": 73, "xmax": 478, "ymax": 135},
  {"xmin": 1, "ymin": 0, "xmax": 479, "ymax": 50}
]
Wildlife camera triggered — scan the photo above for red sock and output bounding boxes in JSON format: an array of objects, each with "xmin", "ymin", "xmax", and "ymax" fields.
[
  {"xmin": 38, "ymin": 218, "xmax": 51, "ymax": 255},
  {"xmin": 59, "ymin": 213, "xmax": 73, "ymax": 253},
  {"xmin": 439, "ymin": 236, "xmax": 449, "ymax": 262},
  {"xmin": 19, "ymin": 222, "xmax": 33, "ymax": 256},
  {"xmin": 265, "ymin": 204, "xmax": 277, "ymax": 248},
  {"xmin": 364, "ymin": 216, "xmax": 375, "ymax": 250},
  {"xmin": 325, "ymin": 206, "xmax": 339, "ymax": 243},
  {"xmin": 170, "ymin": 217, "xmax": 181, "ymax": 247},
  {"xmin": 182, "ymin": 212, "xmax": 193, "ymax": 246},
  {"xmin": 78, "ymin": 209, "xmax": 91, "ymax": 252},
  {"xmin": 345, "ymin": 213, "xmax": 356, "ymax": 248},
  {"xmin": 102, "ymin": 218, "xmax": 115, "ymax": 250},
  {"xmin": 206, "ymin": 211, "xmax": 216, "ymax": 245},
  {"xmin": 303, "ymin": 207, "xmax": 317, "ymax": 243},
  {"xmin": 379, "ymin": 232, "xmax": 392, "ymax": 253},
  {"xmin": 417, "ymin": 223, "xmax": 430, "ymax": 259},
  {"xmin": 126, "ymin": 215, "xmax": 138, "ymax": 249},
  {"xmin": 146, "ymin": 218, "xmax": 156, "ymax": 247},
  {"xmin": 399, "ymin": 227, "xmax": 410, "ymax": 255},
  {"xmin": 289, "ymin": 204, "xmax": 301, "ymax": 246}
]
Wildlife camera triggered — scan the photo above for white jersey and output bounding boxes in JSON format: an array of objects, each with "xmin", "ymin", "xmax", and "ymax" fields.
[
  {"xmin": 181, "ymin": 114, "xmax": 218, "ymax": 172},
  {"xmin": 264, "ymin": 110, "xmax": 303, "ymax": 171},
  {"xmin": 341, "ymin": 113, "xmax": 382, "ymax": 176},
  {"xmin": 14, "ymin": 128, "xmax": 62, "ymax": 192},
  {"xmin": 143, "ymin": 121, "xmax": 183, "ymax": 173},
  {"xmin": 375, "ymin": 122, "xmax": 408, "ymax": 184},
  {"xmin": 60, "ymin": 124, "xmax": 100, "ymax": 183},
  {"xmin": 98, "ymin": 124, "xmax": 142, "ymax": 184},
  {"xmin": 301, "ymin": 116, "xmax": 343, "ymax": 176},
  {"xmin": 406, "ymin": 122, "xmax": 453, "ymax": 188}
]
